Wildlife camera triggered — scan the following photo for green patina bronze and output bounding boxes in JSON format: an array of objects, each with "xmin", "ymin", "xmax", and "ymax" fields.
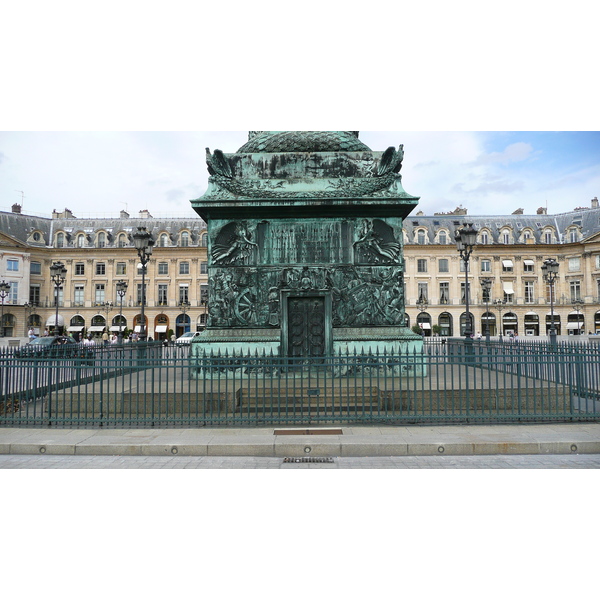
[{"xmin": 190, "ymin": 131, "xmax": 423, "ymax": 361}]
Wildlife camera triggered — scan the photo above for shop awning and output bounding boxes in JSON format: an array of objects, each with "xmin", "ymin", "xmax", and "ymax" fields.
[
  {"xmin": 567, "ymin": 323, "xmax": 583, "ymax": 329},
  {"xmin": 67, "ymin": 326, "xmax": 84, "ymax": 332},
  {"xmin": 110, "ymin": 326, "xmax": 124, "ymax": 332},
  {"xmin": 502, "ymin": 281, "xmax": 515, "ymax": 294},
  {"xmin": 502, "ymin": 260, "xmax": 513, "ymax": 268},
  {"xmin": 46, "ymin": 314, "xmax": 65, "ymax": 326},
  {"xmin": 87, "ymin": 325, "xmax": 106, "ymax": 332},
  {"xmin": 419, "ymin": 323, "xmax": 431, "ymax": 329},
  {"xmin": 155, "ymin": 325, "xmax": 168, "ymax": 333}
]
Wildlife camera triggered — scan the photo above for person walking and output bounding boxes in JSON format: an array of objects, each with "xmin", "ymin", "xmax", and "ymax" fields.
[
  {"xmin": 102, "ymin": 330, "xmax": 109, "ymax": 346},
  {"xmin": 28, "ymin": 327, "xmax": 36, "ymax": 342}
]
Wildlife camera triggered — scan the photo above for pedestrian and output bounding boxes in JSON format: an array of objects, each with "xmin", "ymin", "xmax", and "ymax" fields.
[
  {"xmin": 476, "ymin": 331, "xmax": 482, "ymax": 340},
  {"xmin": 102, "ymin": 330, "xmax": 109, "ymax": 346},
  {"xmin": 43, "ymin": 328, "xmax": 49, "ymax": 337},
  {"xmin": 28, "ymin": 327, "xmax": 36, "ymax": 342}
]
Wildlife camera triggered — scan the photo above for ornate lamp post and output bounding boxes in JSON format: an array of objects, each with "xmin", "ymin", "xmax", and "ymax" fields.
[
  {"xmin": 101, "ymin": 301, "xmax": 113, "ymax": 341},
  {"xmin": 455, "ymin": 223, "xmax": 478, "ymax": 342},
  {"xmin": 116, "ymin": 280, "xmax": 128, "ymax": 344},
  {"xmin": 572, "ymin": 299, "xmax": 584, "ymax": 336},
  {"xmin": 541, "ymin": 258, "xmax": 559, "ymax": 345},
  {"xmin": 23, "ymin": 301, "xmax": 37, "ymax": 336},
  {"xmin": 132, "ymin": 227, "xmax": 154, "ymax": 341},
  {"xmin": 494, "ymin": 299, "xmax": 506, "ymax": 341},
  {"xmin": 416, "ymin": 297, "xmax": 428, "ymax": 338},
  {"xmin": 179, "ymin": 300, "xmax": 191, "ymax": 335},
  {"xmin": 0, "ymin": 281, "xmax": 11, "ymax": 338},
  {"xmin": 481, "ymin": 278, "xmax": 492, "ymax": 342},
  {"xmin": 49, "ymin": 262, "xmax": 67, "ymax": 336}
]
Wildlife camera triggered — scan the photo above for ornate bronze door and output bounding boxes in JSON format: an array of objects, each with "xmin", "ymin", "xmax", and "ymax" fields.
[{"xmin": 287, "ymin": 296, "xmax": 326, "ymax": 357}]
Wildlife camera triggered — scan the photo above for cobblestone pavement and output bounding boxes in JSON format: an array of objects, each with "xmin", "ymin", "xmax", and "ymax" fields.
[{"xmin": 1, "ymin": 454, "xmax": 600, "ymax": 468}]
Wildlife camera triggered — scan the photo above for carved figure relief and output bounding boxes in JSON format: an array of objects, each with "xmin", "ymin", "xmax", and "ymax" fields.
[
  {"xmin": 212, "ymin": 222, "xmax": 258, "ymax": 266},
  {"xmin": 354, "ymin": 219, "xmax": 401, "ymax": 265}
]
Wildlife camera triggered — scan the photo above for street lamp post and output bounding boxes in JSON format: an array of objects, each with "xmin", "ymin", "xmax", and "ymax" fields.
[
  {"xmin": 0, "ymin": 281, "xmax": 11, "ymax": 338},
  {"xmin": 541, "ymin": 258, "xmax": 559, "ymax": 345},
  {"xmin": 572, "ymin": 299, "xmax": 584, "ymax": 337},
  {"xmin": 49, "ymin": 262, "xmax": 67, "ymax": 336},
  {"xmin": 132, "ymin": 227, "xmax": 154, "ymax": 342},
  {"xmin": 116, "ymin": 280, "xmax": 128, "ymax": 344},
  {"xmin": 101, "ymin": 301, "xmax": 113, "ymax": 342},
  {"xmin": 416, "ymin": 297, "xmax": 428, "ymax": 338},
  {"xmin": 481, "ymin": 278, "xmax": 492, "ymax": 342},
  {"xmin": 455, "ymin": 223, "xmax": 478, "ymax": 343},
  {"xmin": 494, "ymin": 299, "xmax": 506, "ymax": 341},
  {"xmin": 23, "ymin": 302, "xmax": 37, "ymax": 336},
  {"xmin": 179, "ymin": 301, "xmax": 191, "ymax": 335}
]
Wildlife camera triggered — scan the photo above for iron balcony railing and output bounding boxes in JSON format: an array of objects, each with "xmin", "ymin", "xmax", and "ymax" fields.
[{"xmin": 1, "ymin": 339, "xmax": 599, "ymax": 428}]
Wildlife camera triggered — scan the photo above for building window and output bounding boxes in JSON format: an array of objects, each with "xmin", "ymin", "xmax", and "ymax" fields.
[
  {"xmin": 570, "ymin": 280, "xmax": 581, "ymax": 302},
  {"xmin": 6, "ymin": 282, "xmax": 18, "ymax": 304},
  {"xmin": 502, "ymin": 231, "xmax": 510, "ymax": 244},
  {"xmin": 460, "ymin": 282, "xmax": 470, "ymax": 304},
  {"xmin": 96, "ymin": 263, "xmax": 106, "ymax": 276},
  {"xmin": 568, "ymin": 257, "xmax": 581, "ymax": 272},
  {"xmin": 158, "ymin": 262, "xmax": 168, "ymax": 275},
  {"xmin": 30, "ymin": 262, "xmax": 42, "ymax": 275},
  {"xmin": 180, "ymin": 231, "xmax": 189, "ymax": 247},
  {"xmin": 525, "ymin": 281, "xmax": 535, "ymax": 304},
  {"xmin": 7, "ymin": 259, "xmax": 18, "ymax": 272},
  {"xmin": 417, "ymin": 230, "xmax": 426, "ymax": 245},
  {"xmin": 439, "ymin": 282, "xmax": 449, "ymax": 305},
  {"xmin": 502, "ymin": 260, "xmax": 513, "ymax": 273},
  {"xmin": 74, "ymin": 285, "xmax": 84, "ymax": 306},
  {"xmin": 523, "ymin": 231, "xmax": 532, "ymax": 242},
  {"xmin": 116, "ymin": 262, "xmax": 127, "ymax": 276},
  {"xmin": 136, "ymin": 284, "xmax": 147, "ymax": 305},
  {"xmin": 77, "ymin": 234, "xmax": 85, "ymax": 248},
  {"xmin": 200, "ymin": 284, "xmax": 209, "ymax": 304},
  {"xmin": 546, "ymin": 283, "xmax": 554, "ymax": 303},
  {"xmin": 118, "ymin": 234, "xmax": 128, "ymax": 248},
  {"xmin": 569, "ymin": 230, "xmax": 578, "ymax": 243},
  {"xmin": 201, "ymin": 233, "xmax": 208, "ymax": 247},
  {"xmin": 56, "ymin": 232, "xmax": 65, "ymax": 248},
  {"xmin": 545, "ymin": 231, "xmax": 553, "ymax": 244},
  {"xmin": 481, "ymin": 259, "xmax": 491, "ymax": 273},
  {"xmin": 95, "ymin": 284, "xmax": 105, "ymax": 304},
  {"xmin": 97, "ymin": 232, "xmax": 106, "ymax": 248},
  {"xmin": 179, "ymin": 284, "xmax": 189, "ymax": 304},
  {"xmin": 75, "ymin": 263, "xmax": 85, "ymax": 276},
  {"xmin": 438, "ymin": 259, "xmax": 449, "ymax": 273},
  {"xmin": 29, "ymin": 284, "xmax": 40, "ymax": 305},
  {"xmin": 200, "ymin": 262, "xmax": 208, "ymax": 275},
  {"xmin": 504, "ymin": 291, "xmax": 514, "ymax": 304},
  {"xmin": 179, "ymin": 262, "xmax": 190, "ymax": 275},
  {"xmin": 158, "ymin": 284, "xmax": 168, "ymax": 305},
  {"xmin": 480, "ymin": 232, "xmax": 489, "ymax": 244},
  {"xmin": 438, "ymin": 231, "xmax": 447, "ymax": 244},
  {"xmin": 523, "ymin": 260, "xmax": 534, "ymax": 273},
  {"xmin": 596, "ymin": 255, "xmax": 600, "ymax": 269},
  {"xmin": 417, "ymin": 259, "xmax": 427, "ymax": 273},
  {"xmin": 459, "ymin": 260, "xmax": 470, "ymax": 273},
  {"xmin": 417, "ymin": 283, "xmax": 428, "ymax": 303},
  {"xmin": 160, "ymin": 233, "xmax": 169, "ymax": 247}
]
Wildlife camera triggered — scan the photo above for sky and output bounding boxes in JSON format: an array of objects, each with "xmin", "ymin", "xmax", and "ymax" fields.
[{"xmin": 1, "ymin": 131, "xmax": 599, "ymax": 219}]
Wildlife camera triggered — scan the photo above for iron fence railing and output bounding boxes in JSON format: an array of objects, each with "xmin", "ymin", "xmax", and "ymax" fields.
[{"xmin": 1, "ymin": 340, "xmax": 598, "ymax": 428}]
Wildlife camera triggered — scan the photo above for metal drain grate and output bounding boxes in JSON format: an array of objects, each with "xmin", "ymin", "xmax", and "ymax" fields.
[{"xmin": 283, "ymin": 457, "xmax": 335, "ymax": 464}]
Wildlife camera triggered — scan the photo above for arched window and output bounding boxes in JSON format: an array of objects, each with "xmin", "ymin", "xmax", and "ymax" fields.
[
  {"xmin": 438, "ymin": 230, "xmax": 447, "ymax": 244},
  {"xmin": 98, "ymin": 232, "xmax": 106, "ymax": 247},
  {"xmin": 118, "ymin": 234, "xmax": 128, "ymax": 248},
  {"xmin": 200, "ymin": 233, "xmax": 208, "ymax": 247},
  {"xmin": 56, "ymin": 232, "xmax": 65, "ymax": 248},
  {"xmin": 160, "ymin": 233, "xmax": 169, "ymax": 247},
  {"xmin": 180, "ymin": 231, "xmax": 189, "ymax": 247},
  {"xmin": 77, "ymin": 234, "xmax": 85, "ymax": 248}
]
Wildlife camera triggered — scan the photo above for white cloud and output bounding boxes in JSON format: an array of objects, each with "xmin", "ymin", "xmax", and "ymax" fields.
[{"xmin": 469, "ymin": 142, "xmax": 535, "ymax": 166}]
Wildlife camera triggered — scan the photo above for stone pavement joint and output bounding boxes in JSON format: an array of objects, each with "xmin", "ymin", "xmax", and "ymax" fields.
[{"xmin": 1, "ymin": 423, "xmax": 599, "ymax": 457}]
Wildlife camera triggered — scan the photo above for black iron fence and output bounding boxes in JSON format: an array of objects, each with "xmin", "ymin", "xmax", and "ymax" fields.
[{"xmin": 1, "ymin": 340, "xmax": 599, "ymax": 428}]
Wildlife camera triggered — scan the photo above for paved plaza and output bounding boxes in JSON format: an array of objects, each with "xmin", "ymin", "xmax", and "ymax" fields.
[{"xmin": 1, "ymin": 453, "xmax": 600, "ymax": 468}]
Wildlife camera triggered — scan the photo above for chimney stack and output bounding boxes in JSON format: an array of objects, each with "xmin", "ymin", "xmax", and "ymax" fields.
[{"xmin": 12, "ymin": 203, "xmax": 22, "ymax": 214}]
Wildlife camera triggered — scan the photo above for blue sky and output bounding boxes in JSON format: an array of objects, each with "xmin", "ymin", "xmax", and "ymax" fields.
[{"xmin": 1, "ymin": 131, "xmax": 598, "ymax": 219}]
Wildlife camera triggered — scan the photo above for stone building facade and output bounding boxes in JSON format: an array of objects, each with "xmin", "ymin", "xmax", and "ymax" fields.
[{"xmin": 1, "ymin": 197, "xmax": 600, "ymax": 341}]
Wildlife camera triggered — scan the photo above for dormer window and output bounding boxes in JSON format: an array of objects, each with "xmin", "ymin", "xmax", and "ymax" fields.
[
  {"xmin": 438, "ymin": 231, "xmax": 447, "ymax": 244},
  {"xmin": 56, "ymin": 232, "xmax": 65, "ymax": 248},
  {"xmin": 180, "ymin": 231, "xmax": 189, "ymax": 247},
  {"xmin": 98, "ymin": 232, "xmax": 106, "ymax": 248},
  {"xmin": 160, "ymin": 233, "xmax": 169, "ymax": 247}
]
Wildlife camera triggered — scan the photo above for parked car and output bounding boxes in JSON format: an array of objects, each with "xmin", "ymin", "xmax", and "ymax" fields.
[
  {"xmin": 175, "ymin": 331, "xmax": 202, "ymax": 345},
  {"xmin": 14, "ymin": 335, "xmax": 93, "ymax": 359}
]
